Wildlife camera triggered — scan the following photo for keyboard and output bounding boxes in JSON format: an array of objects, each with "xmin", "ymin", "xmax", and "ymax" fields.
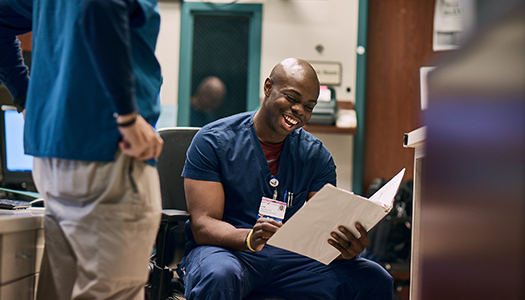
[{"xmin": 0, "ymin": 199, "xmax": 32, "ymax": 210}]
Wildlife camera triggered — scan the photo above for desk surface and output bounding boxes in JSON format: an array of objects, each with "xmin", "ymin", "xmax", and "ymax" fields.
[{"xmin": 0, "ymin": 209, "xmax": 44, "ymax": 234}]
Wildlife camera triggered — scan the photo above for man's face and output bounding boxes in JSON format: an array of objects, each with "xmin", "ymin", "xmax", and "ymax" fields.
[{"xmin": 262, "ymin": 74, "xmax": 319, "ymax": 138}]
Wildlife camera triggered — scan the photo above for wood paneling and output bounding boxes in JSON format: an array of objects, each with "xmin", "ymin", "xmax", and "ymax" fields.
[
  {"xmin": 17, "ymin": 32, "xmax": 32, "ymax": 52},
  {"xmin": 363, "ymin": 0, "xmax": 441, "ymax": 191}
]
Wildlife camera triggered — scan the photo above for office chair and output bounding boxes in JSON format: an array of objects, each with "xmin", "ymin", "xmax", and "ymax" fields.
[
  {"xmin": 147, "ymin": 127, "xmax": 199, "ymax": 300},
  {"xmin": 148, "ymin": 127, "xmax": 288, "ymax": 300}
]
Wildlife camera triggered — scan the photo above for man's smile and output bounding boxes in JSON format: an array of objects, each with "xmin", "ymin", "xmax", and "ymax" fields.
[{"xmin": 283, "ymin": 114, "xmax": 299, "ymax": 128}]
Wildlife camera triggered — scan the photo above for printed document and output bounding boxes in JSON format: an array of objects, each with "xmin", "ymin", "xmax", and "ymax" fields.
[{"xmin": 267, "ymin": 169, "xmax": 406, "ymax": 265}]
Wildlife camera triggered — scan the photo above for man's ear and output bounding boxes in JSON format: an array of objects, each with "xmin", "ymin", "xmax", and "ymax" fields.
[{"xmin": 263, "ymin": 77, "xmax": 272, "ymax": 97}]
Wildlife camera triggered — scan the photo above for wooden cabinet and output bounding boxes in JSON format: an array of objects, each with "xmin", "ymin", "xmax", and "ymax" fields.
[
  {"xmin": 17, "ymin": 32, "xmax": 32, "ymax": 52},
  {"xmin": 0, "ymin": 213, "xmax": 44, "ymax": 300}
]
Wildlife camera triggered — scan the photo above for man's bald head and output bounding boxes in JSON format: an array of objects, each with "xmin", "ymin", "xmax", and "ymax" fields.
[
  {"xmin": 191, "ymin": 76, "xmax": 227, "ymax": 112},
  {"xmin": 269, "ymin": 58, "xmax": 319, "ymax": 90},
  {"xmin": 255, "ymin": 58, "xmax": 321, "ymax": 143}
]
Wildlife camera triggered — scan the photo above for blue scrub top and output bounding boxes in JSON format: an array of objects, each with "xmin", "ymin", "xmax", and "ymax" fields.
[
  {"xmin": 21, "ymin": 0, "xmax": 162, "ymax": 162},
  {"xmin": 182, "ymin": 111, "xmax": 337, "ymax": 250}
]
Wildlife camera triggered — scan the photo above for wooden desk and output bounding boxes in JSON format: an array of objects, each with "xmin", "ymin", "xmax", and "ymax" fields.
[
  {"xmin": 0, "ymin": 210, "xmax": 44, "ymax": 300},
  {"xmin": 302, "ymin": 123, "xmax": 356, "ymax": 135},
  {"xmin": 302, "ymin": 101, "xmax": 356, "ymax": 135}
]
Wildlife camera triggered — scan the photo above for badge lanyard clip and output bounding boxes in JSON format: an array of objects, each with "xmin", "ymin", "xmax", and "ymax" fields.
[{"xmin": 269, "ymin": 176, "xmax": 279, "ymax": 200}]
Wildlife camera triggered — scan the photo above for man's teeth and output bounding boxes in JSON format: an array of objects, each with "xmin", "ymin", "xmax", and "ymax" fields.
[{"xmin": 284, "ymin": 115, "xmax": 298, "ymax": 126}]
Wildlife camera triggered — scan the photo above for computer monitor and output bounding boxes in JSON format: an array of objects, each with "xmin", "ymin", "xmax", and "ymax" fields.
[{"xmin": 0, "ymin": 105, "xmax": 35, "ymax": 192}]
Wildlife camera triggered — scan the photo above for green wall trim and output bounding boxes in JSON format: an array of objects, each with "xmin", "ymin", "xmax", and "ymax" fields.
[
  {"xmin": 177, "ymin": 2, "xmax": 262, "ymax": 126},
  {"xmin": 177, "ymin": 2, "xmax": 194, "ymax": 126},
  {"xmin": 352, "ymin": 0, "xmax": 368, "ymax": 195}
]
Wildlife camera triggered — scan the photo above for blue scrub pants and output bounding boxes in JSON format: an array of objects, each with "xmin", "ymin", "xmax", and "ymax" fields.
[{"xmin": 177, "ymin": 245, "xmax": 393, "ymax": 300}]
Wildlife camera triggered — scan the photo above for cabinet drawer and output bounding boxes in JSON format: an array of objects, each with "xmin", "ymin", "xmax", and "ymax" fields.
[
  {"xmin": 0, "ymin": 274, "xmax": 35, "ymax": 300},
  {"xmin": 0, "ymin": 230, "xmax": 37, "ymax": 284}
]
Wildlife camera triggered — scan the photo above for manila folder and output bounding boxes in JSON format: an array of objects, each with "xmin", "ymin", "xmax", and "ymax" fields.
[{"xmin": 267, "ymin": 168, "xmax": 405, "ymax": 265}]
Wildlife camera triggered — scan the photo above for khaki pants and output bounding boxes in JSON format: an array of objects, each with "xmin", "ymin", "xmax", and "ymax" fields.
[{"xmin": 33, "ymin": 151, "xmax": 162, "ymax": 300}]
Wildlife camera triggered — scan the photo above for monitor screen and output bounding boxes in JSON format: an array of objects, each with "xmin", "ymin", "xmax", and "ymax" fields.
[
  {"xmin": 0, "ymin": 105, "xmax": 35, "ymax": 191},
  {"xmin": 5, "ymin": 109, "xmax": 33, "ymax": 171}
]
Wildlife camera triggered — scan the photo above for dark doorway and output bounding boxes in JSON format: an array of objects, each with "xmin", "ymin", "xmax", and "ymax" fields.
[{"xmin": 190, "ymin": 14, "xmax": 250, "ymax": 127}]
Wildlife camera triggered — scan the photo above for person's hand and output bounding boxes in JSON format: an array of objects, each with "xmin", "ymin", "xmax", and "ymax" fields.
[
  {"xmin": 248, "ymin": 217, "xmax": 282, "ymax": 252},
  {"xmin": 117, "ymin": 113, "xmax": 164, "ymax": 161},
  {"xmin": 328, "ymin": 222, "xmax": 370, "ymax": 260}
]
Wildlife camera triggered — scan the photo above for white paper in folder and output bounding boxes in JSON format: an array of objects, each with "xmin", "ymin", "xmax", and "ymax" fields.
[{"xmin": 267, "ymin": 168, "xmax": 405, "ymax": 265}]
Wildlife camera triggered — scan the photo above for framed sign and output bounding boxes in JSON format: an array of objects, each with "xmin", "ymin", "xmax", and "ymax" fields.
[{"xmin": 309, "ymin": 61, "xmax": 342, "ymax": 86}]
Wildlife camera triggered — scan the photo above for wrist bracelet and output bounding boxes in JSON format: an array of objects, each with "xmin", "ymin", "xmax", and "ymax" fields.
[
  {"xmin": 116, "ymin": 114, "xmax": 137, "ymax": 127},
  {"xmin": 245, "ymin": 229, "xmax": 256, "ymax": 252}
]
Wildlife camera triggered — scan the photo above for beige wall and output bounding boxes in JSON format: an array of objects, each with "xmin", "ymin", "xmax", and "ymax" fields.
[
  {"xmin": 156, "ymin": 1, "xmax": 181, "ymax": 107},
  {"xmin": 155, "ymin": 0, "xmax": 358, "ymax": 190}
]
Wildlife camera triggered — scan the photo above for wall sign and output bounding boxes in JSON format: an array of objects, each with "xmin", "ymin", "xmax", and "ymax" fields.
[{"xmin": 309, "ymin": 61, "xmax": 342, "ymax": 86}]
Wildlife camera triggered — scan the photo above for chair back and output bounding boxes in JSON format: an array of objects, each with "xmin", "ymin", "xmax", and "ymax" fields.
[{"xmin": 157, "ymin": 127, "xmax": 200, "ymax": 211}]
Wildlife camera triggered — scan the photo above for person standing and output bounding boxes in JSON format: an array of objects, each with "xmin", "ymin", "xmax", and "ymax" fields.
[{"xmin": 0, "ymin": 0, "xmax": 164, "ymax": 299}]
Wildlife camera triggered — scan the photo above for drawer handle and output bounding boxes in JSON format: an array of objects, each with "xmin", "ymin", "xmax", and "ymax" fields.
[{"xmin": 15, "ymin": 252, "xmax": 33, "ymax": 259}]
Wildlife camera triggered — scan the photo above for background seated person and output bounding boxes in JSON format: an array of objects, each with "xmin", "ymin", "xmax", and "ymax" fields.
[
  {"xmin": 177, "ymin": 58, "xmax": 393, "ymax": 300},
  {"xmin": 190, "ymin": 76, "xmax": 227, "ymax": 127}
]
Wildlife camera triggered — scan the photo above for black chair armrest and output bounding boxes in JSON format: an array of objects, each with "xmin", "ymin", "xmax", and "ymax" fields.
[
  {"xmin": 150, "ymin": 209, "xmax": 190, "ymax": 300},
  {"xmin": 157, "ymin": 209, "xmax": 189, "ymax": 265},
  {"xmin": 161, "ymin": 209, "xmax": 190, "ymax": 222}
]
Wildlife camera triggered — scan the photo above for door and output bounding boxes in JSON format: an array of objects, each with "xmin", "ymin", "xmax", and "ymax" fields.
[{"xmin": 177, "ymin": 3, "xmax": 262, "ymax": 127}]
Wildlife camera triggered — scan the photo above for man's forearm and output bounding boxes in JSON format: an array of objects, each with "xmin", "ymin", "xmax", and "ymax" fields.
[
  {"xmin": 0, "ymin": 36, "xmax": 29, "ymax": 107},
  {"xmin": 0, "ymin": 1, "xmax": 31, "ymax": 106},
  {"xmin": 80, "ymin": 0, "xmax": 137, "ymax": 116},
  {"xmin": 191, "ymin": 217, "xmax": 251, "ymax": 251}
]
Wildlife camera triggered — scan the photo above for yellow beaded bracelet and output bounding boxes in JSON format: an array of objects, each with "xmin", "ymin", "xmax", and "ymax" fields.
[{"xmin": 245, "ymin": 229, "xmax": 257, "ymax": 252}]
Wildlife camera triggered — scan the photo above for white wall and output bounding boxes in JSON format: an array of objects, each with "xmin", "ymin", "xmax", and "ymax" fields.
[
  {"xmin": 258, "ymin": 0, "xmax": 359, "ymax": 103},
  {"xmin": 157, "ymin": 1, "xmax": 181, "ymax": 106},
  {"xmin": 155, "ymin": 0, "xmax": 358, "ymax": 190}
]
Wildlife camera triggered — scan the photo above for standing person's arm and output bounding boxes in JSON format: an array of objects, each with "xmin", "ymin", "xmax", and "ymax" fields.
[
  {"xmin": 0, "ymin": 0, "xmax": 31, "ymax": 113},
  {"xmin": 80, "ymin": 0, "xmax": 162, "ymax": 160}
]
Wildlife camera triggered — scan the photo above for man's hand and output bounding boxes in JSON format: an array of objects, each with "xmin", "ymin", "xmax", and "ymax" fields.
[
  {"xmin": 328, "ymin": 222, "xmax": 370, "ymax": 260},
  {"xmin": 117, "ymin": 113, "xmax": 163, "ymax": 160},
  {"xmin": 249, "ymin": 217, "xmax": 282, "ymax": 252}
]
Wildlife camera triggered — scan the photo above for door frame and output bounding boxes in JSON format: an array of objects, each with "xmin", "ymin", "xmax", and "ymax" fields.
[
  {"xmin": 352, "ymin": 0, "xmax": 369, "ymax": 195},
  {"xmin": 177, "ymin": 2, "xmax": 263, "ymax": 126}
]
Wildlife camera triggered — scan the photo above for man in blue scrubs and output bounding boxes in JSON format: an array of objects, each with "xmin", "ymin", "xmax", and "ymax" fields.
[
  {"xmin": 179, "ymin": 58, "xmax": 394, "ymax": 299},
  {"xmin": 0, "ymin": 0, "xmax": 163, "ymax": 299}
]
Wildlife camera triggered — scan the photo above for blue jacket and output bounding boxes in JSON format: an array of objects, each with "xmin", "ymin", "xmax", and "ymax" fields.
[{"xmin": 0, "ymin": 0, "xmax": 162, "ymax": 162}]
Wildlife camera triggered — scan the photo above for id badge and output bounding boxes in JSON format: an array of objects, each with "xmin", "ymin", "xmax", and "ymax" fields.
[{"xmin": 257, "ymin": 197, "xmax": 286, "ymax": 222}]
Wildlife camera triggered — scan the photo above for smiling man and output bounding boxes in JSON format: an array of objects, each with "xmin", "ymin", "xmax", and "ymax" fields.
[{"xmin": 178, "ymin": 58, "xmax": 393, "ymax": 300}]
